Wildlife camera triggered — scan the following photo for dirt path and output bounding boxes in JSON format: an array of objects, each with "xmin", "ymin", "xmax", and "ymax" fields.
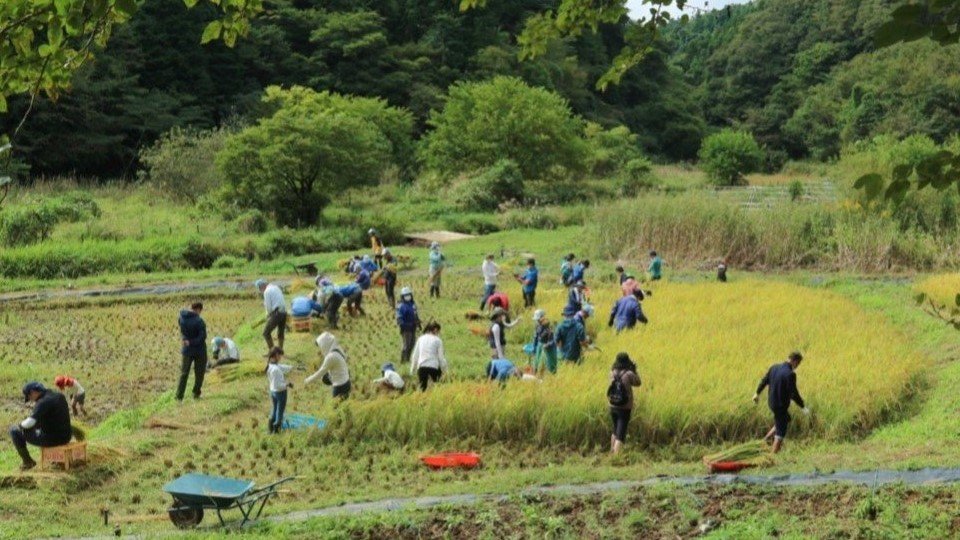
[{"xmin": 269, "ymin": 467, "xmax": 960, "ymax": 522}]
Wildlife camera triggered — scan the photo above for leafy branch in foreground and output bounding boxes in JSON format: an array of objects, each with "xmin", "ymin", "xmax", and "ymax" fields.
[
  {"xmin": 460, "ymin": 0, "xmax": 691, "ymax": 90},
  {"xmin": 855, "ymin": 0, "xmax": 960, "ymax": 203},
  {"xmin": 914, "ymin": 291, "xmax": 960, "ymax": 330},
  {"xmin": 0, "ymin": 0, "xmax": 263, "ymax": 119}
]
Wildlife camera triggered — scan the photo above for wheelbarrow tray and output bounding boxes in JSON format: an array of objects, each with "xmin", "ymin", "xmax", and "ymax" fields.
[
  {"xmin": 163, "ymin": 473, "xmax": 255, "ymax": 509},
  {"xmin": 163, "ymin": 473, "xmax": 293, "ymax": 528}
]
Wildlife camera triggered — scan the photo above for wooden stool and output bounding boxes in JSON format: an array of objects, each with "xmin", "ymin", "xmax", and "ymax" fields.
[
  {"xmin": 41, "ymin": 441, "xmax": 87, "ymax": 471},
  {"xmin": 291, "ymin": 315, "xmax": 311, "ymax": 333}
]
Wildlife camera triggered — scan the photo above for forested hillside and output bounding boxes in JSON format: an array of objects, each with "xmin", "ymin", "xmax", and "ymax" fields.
[{"xmin": 1, "ymin": 0, "xmax": 702, "ymax": 178}]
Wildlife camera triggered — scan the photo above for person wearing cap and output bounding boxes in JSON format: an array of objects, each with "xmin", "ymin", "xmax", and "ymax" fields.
[
  {"xmin": 608, "ymin": 290, "xmax": 648, "ymax": 333},
  {"xmin": 53, "ymin": 375, "xmax": 86, "ymax": 417},
  {"xmin": 428, "ymin": 242, "xmax": 446, "ymax": 298},
  {"xmin": 647, "ymin": 251, "xmax": 663, "ymax": 281},
  {"xmin": 9, "ymin": 382, "xmax": 71, "ymax": 470},
  {"xmin": 570, "ymin": 259, "xmax": 590, "ymax": 284},
  {"xmin": 560, "ymin": 253, "xmax": 576, "ymax": 286},
  {"xmin": 369, "ymin": 229, "xmax": 384, "ymax": 268},
  {"xmin": 609, "ymin": 352, "xmax": 641, "ymax": 454},
  {"xmin": 516, "ymin": 258, "xmax": 539, "ymax": 308},
  {"xmin": 753, "ymin": 352, "xmax": 809, "ymax": 453},
  {"xmin": 314, "ymin": 278, "xmax": 344, "ymax": 329},
  {"xmin": 410, "ymin": 322, "xmax": 448, "ymax": 392},
  {"xmin": 531, "ymin": 310, "xmax": 558, "ymax": 375},
  {"xmin": 396, "ymin": 287, "xmax": 421, "ymax": 364},
  {"xmin": 566, "ymin": 280, "xmax": 587, "ymax": 313},
  {"xmin": 176, "ymin": 301, "xmax": 207, "ymax": 401},
  {"xmin": 555, "ymin": 306, "xmax": 588, "ymax": 364},
  {"xmin": 381, "ymin": 249, "xmax": 398, "ymax": 306},
  {"xmin": 264, "ymin": 347, "xmax": 293, "ymax": 434},
  {"xmin": 256, "ymin": 279, "xmax": 287, "ymax": 352},
  {"xmin": 305, "ymin": 332, "xmax": 351, "ymax": 399},
  {"xmin": 479, "ymin": 254, "xmax": 499, "ymax": 311},
  {"xmin": 210, "ymin": 336, "xmax": 240, "ymax": 368},
  {"xmin": 374, "ymin": 363, "xmax": 405, "ymax": 392},
  {"xmin": 488, "ymin": 307, "xmax": 518, "ymax": 360}
]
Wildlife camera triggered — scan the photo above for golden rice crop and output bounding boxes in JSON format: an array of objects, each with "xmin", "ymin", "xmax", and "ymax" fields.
[
  {"xmin": 914, "ymin": 273, "xmax": 960, "ymax": 310},
  {"xmin": 332, "ymin": 281, "xmax": 926, "ymax": 447}
]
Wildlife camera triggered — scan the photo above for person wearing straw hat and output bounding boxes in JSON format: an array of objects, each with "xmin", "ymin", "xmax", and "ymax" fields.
[
  {"xmin": 531, "ymin": 310, "xmax": 559, "ymax": 375},
  {"xmin": 9, "ymin": 382, "xmax": 71, "ymax": 471},
  {"xmin": 374, "ymin": 363, "xmax": 405, "ymax": 392},
  {"xmin": 428, "ymin": 242, "xmax": 446, "ymax": 298}
]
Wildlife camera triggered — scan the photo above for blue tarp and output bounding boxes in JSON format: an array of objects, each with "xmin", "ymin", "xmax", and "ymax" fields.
[{"xmin": 282, "ymin": 413, "xmax": 327, "ymax": 431}]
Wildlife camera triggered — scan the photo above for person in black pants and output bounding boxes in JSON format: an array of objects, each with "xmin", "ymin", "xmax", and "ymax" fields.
[
  {"xmin": 9, "ymin": 382, "xmax": 72, "ymax": 470},
  {"xmin": 608, "ymin": 353, "xmax": 641, "ymax": 454},
  {"xmin": 176, "ymin": 302, "xmax": 207, "ymax": 401},
  {"xmin": 753, "ymin": 351, "xmax": 810, "ymax": 453}
]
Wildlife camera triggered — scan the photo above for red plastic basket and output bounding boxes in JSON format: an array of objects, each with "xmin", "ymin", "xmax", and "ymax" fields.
[
  {"xmin": 708, "ymin": 461, "xmax": 756, "ymax": 474},
  {"xmin": 420, "ymin": 452, "xmax": 482, "ymax": 470}
]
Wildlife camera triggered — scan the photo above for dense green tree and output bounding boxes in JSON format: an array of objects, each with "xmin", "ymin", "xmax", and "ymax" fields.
[
  {"xmin": 420, "ymin": 76, "xmax": 587, "ymax": 180},
  {"xmin": 698, "ymin": 129, "xmax": 763, "ymax": 186},
  {"xmin": 216, "ymin": 96, "xmax": 391, "ymax": 227}
]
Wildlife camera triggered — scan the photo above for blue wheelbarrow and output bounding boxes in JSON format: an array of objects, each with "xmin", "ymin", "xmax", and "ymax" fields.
[{"xmin": 163, "ymin": 473, "xmax": 294, "ymax": 528}]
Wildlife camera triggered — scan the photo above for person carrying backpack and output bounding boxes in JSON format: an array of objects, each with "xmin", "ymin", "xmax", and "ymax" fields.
[{"xmin": 608, "ymin": 352, "xmax": 641, "ymax": 454}]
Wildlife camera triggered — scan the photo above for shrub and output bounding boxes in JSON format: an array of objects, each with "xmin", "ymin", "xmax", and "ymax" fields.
[
  {"xmin": 420, "ymin": 76, "xmax": 588, "ymax": 180},
  {"xmin": 181, "ymin": 239, "xmax": 223, "ymax": 270},
  {"xmin": 452, "ymin": 160, "xmax": 525, "ymax": 211},
  {"xmin": 698, "ymin": 129, "xmax": 763, "ymax": 186},
  {"xmin": 138, "ymin": 127, "xmax": 231, "ymax": 202},
  {"xmin": 584, "ymin": 123, "xmax": 645, "ymax": 177},
  {"xmin": 234, "ymin": 209, "xmax": 269, "ymax": 234},
  {"xmin": 616, "ymin": 157, "xmax": 657, "ymax": 197},
  {"xmin": 500, "ymin": 207, "xmax": 559, "ymax": 230},
  {"xmin": 441, "ymin": 214, "xmax": 501, "ymax": 235},
  {"xmin": 0, "ymin": 206, "xmax": 59, "ymax": 246}
]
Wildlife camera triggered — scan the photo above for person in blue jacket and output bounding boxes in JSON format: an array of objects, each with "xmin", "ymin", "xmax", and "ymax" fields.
[
  {"xmin": 516, "ymin": 258, "xmax": 539, "ymax": 308},
  {"xmin": 486, "ymin": 358, "xmax": 520, "ymax": 382},
  {"xmin": 570, "ymin": 259, "xmax": 590, "ymax": 284},
  {"xmin": 338, "ymin": 282, "xmax": 364, "ymax": 316},
  {"xmin": 291, "ymin": 296, "xmax": 323, "ymax": 318},
  {"xmin": 396, "ymin": 287, "xmax": 421, "ymax": 363},
  {"xmin": 176, "ymin": 302, "xmax": 207, "ymax": 401},
  {"xmin": 566, "ymin": 280, "xmax": 587, "ymax": 313},
  {"xmin": 608, "ymin": 290, "xmax": 648, "ymax": 333},
  {"xmin": 360, "ymin": 255, "xmax": 378, "ymax": 273},
  {"xmin": 355, "ymin": 267, "xmax": 372, "ymax": 291}
]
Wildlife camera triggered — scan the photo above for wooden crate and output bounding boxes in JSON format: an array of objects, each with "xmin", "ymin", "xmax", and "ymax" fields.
[
  {"xmin": 41, "ymin": 441, "xmax": 87, "ymax": 471},
  {"xmin": 291, "ymin": 315, "xmax": 312, "ymax": 333}
]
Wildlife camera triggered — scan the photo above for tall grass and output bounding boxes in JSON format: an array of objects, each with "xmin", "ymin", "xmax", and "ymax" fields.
[
  {"xmin": 331, "ymin": 281, "xmax": 926, "ymax": 447},
  {"xmin": 590, "ymin": 193, "xmax": 960, "ymax": 271}
]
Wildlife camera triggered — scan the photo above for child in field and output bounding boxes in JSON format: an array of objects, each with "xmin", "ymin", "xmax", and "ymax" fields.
[
  {"xmin": 560, "ymin": 253, "xmax": 576, "ymax": 285},
  {"xmin": 54, "ymin": 375, "xmax": 86, "ymax": 417},
  {"xmin": 265, "ymin": 347, "xmax": 292, "ymax": 434},
  {"xmin": 373, "ymin": 362, "xmax": 405, "ymax": 392},
  {"xmin": 531, "ymin": 310, "xmax": 558, "ymax": 375}
]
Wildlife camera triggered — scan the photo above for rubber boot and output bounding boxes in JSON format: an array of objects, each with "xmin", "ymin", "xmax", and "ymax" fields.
[{"xmin": 15, "ymin": 444, "xmax": 36, "ymax": 470}]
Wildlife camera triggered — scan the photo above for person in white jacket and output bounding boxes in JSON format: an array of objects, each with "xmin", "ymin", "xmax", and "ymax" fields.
[
  {"xmin": 305, "ymin": 332, "xmax": 351, "ymax": 399},
  {"xmin": 373, "ymin": 362, "xmax": 405, "ymax": 392},
  {"xmin": 265, "ymin": 347, "xmax": 292, "ymax": 434},
  {"xmin": 410, "ymin": 322, "xmax": 448, "ymax": 392},
  {"xmin": 479, "ymin": 254, "xmax": 499, "ymax": 311}
]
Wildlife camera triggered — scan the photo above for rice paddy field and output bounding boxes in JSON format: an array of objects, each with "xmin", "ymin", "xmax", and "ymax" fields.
[{"xmin": 0, "ymin": 231, "xmax": 958, "ymax": 538}]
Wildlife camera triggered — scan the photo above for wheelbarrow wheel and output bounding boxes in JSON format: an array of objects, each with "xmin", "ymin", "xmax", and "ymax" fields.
[{"xmin": 169, "ymin": 506, "xmax": 203, "ymax": 529}]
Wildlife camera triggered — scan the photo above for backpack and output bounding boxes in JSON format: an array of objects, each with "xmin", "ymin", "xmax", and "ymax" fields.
[{"xmin": 607, "ymin": 371, "xmax": 628, "ymax": 407}]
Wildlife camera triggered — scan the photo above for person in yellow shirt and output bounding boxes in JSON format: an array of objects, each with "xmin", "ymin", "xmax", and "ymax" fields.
[{"xmin": 368, "ymin": 228, "xmax": 384, "ymax": 268}]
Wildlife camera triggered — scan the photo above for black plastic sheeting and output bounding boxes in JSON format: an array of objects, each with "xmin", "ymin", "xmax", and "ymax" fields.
[{"xmin": 270, "ymin": 468, "xmax": 960, "ymax": 522}]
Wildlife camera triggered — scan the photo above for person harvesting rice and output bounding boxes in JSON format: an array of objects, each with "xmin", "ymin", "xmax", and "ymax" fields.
[
  {"xmin": 608, "ymin": 353, "xmax": 641, "ymax": 454},
  {"xmin": 753, "ymin": 351, "xmax": 810, "ymax": 453},
  {"xmin": 410, "ymin": 322, "xmax": 448, "ymax": 391},
  {"xmin": 264, "ymin": 347, "xmax": 292, "ymax": 434},
  {"xmin": 428, "ymin": 242, "xmax": 446, "ymax": 298},
  {"xmin": 305, "ymin": 332, "xmax": 352, "ymax": 399}
]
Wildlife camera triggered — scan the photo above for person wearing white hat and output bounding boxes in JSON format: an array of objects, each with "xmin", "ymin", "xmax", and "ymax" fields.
[
  {"xmin": 428, "ymin": 242, "xmax": 446, "ymax": 298},
  {"xmin": 531, "ymin": 309, "xmax": 559, "ymax": 375},
  {"xmin": 396, "ymin": 287, "xmax": 421, "ymax": 363}
]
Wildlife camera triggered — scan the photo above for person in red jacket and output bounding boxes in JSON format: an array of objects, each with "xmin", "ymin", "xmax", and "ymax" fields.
[{"xmin": 485, "ymin": 291, "xmax": 510, "ymax": 313}]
